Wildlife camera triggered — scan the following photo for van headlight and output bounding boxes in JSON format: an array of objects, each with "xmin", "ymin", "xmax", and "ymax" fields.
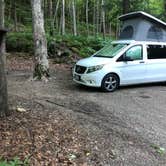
[{"xmin": 87, "ymin": 64, "xmax": 104, "ymax": 73}]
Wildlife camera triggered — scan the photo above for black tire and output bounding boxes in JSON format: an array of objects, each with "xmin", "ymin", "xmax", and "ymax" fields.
[{"xmin": 101, "ymin": 73, "xmax": 119, "ymax": 92}]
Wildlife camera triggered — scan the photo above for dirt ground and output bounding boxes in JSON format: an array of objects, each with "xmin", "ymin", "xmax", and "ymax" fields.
[{"xmin": 2, "ymin": 54, "xmax": 166, "ymax": 165}]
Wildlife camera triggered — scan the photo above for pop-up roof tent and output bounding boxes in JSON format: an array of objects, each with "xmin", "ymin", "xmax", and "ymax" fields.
[{"xmin": 119, "ymin": 11, "xmax": 166, "ymax": 42}]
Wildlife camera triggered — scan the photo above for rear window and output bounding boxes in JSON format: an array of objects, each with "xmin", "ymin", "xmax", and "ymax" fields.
[{"xmin": 147, "ymin": 45, "xmax": 166, "ymax": 59}]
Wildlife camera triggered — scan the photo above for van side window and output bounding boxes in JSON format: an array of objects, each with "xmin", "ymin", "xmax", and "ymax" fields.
[
  {"xmin": 147, "ymin": 45, "xmax": 166, "ymax": 59},
  {"xmin": 126, "ymin": 45, "xmax": 142, "ymax": 60}
]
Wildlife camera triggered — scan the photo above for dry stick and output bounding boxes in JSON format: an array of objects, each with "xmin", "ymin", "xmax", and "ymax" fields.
[{"xmin": 45, "ymin": 99, "xmax": 66, "ymax": 107}]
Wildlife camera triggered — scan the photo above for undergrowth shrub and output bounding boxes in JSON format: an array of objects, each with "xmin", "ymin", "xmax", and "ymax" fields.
[
  {"xmin": 6, "ymin": 32, "xmax": 33, "ymax": 53},
  {"xmin": 7, "ymin": 32, "xmax": 110, "ymax": 58}
]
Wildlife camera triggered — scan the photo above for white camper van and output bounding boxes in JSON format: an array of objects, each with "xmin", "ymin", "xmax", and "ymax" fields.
[
  {"xmin": 73, "ymin": 40, "xmax": 166, "ymax": 92},
  {"xmin": 73, "ymin": 12, "xmax": 166, "ymax": 92}
]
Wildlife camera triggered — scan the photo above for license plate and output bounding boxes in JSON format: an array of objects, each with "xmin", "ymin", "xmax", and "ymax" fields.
[{"xmin": 74, "ymin": 74, "xmax": 80, "ymax": 81}]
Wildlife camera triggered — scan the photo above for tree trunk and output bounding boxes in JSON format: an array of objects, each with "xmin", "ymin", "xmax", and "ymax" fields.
[
  {"xmin": 48, "ymin": 0, "xmax": 53, "ymax": 35},
  {"xmin": 13, "ymin": 1, "xmax": 18, "ymax": 31},
  {"xmin": 52, "ymin": 0, "xmax": 60, "ymax": 35},
  {"xmin": 0, "ymin": 0, "xmax": 8, "ymax": 117},
  {"xmin": 0, "ymin": 0, "xmax": 6, "ymax": 65},
  {"xmin": 0, "ymin": 0, "xmax": 5, "ymax": 49},
  {"xmin": 0, "ymin": 37, "xmax": 8, "ymax": 117},
  {"xmin": 93, "ymin": 0, "xmax": 96, "ymax": 36},
  {"xmin": 109, "ymin": 22, "xmax": 112, "ymax": 38},
  {"xmin": 122, "ymin": 0, "xmax": 130, "ymax": 14},
  {"xmin": 62, "ymin": 0, "xmax": 65, "ymax": 35},
  {"xmin": 0, "ymin": 0, "xmax": 4, "ymax": 28},
  {"xmin": 96, "ymin": 0, "xmax": 99, "ymax": 36},
  {"xmin": 164, "ymin": 1, "xmax": 166, "ymax": 19},
  {"xmin": 86, "ymin": 0, "xmax": 89, "ymax": 36},
  {"xmin": 101, "ymin": 0, "xmax": 106, "ymax": 39},
  {"xmin": 72, "ymin": 0, "xmax": 77, "ymax": 36},
  {"xmin": 48, "ymin": 0, "xmax": 53, "ymax": 19},
  {"xmin": 31, "ymin": 0, "xmax": 49, "ymax": 79}
]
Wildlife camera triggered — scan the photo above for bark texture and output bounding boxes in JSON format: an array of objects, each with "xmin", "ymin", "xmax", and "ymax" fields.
[
  {"xmin": 0, "ymin": 35, "xmax": 8, "ymax": 117},
  {"xmin": 0, "ymin": 0, "xmax": 5, "ymax": 54},
  {"xmin": 72, "ymin": 0, "xmax": 77, "ymax": 36},
  {"xmin": 101, "ymin": 0, "xmax": 106, "ymax": 39},
  {"xmin": 96, "ymin": 0, "xmax": 99, "ymax": 36},
  {"xmin": 0, "ymin": 0, "xmax": 8, "ymax": 117},
  {"xmin": 31, "ymin": 0, "xmax": 49, "ymax": 79},
  {"xmin": 62, "ymin": 0, "xmax": 65, "ymax": 35},
  {"xmin": 86, "ymin": 0, "xmax": 89, "ymax": 36}
]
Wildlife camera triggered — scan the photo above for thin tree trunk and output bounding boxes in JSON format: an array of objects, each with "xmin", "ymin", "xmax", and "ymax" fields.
[
  {"xmin": 86, "ymin": 0, "xmax": 89, "ymax": 36},
  {"xmin": 62, "ymin": 0, "xmax": 65, "ymax": 35},
  {"xmin": 7, "ymin": 0, "xmax": 12, "ymax": 20},
  {"xmin": 72, "ymin": 0, "xmax": 77, "ymax": 36},
  {"xmin": 109, "ymin": 22, "xmax": 112, "ymax": 38},
  {"xmin": 43, "ymin": 0, "xmax": 48, "ymax": 18},
  {"xmin": 164, "ymin": 1, "xmax": 166, "ymax": 19},
  {"xmin": 48, "ymin": 0, "xmax": 53, "ymax": 35},
  {"xmin": 0, "ymin": 0, "xmax": 6, "ymax": 52},
  {"xmin": 93, "ymin": 0, "xmax": 96, "ymax": 36},
  {"xmin": 31, "ymin": 0, "xmax": 49, "ymax": 79},
  {"xmin": 0, "ymin": 0, "xmax": 9, "ymax": 117},
  {"xmin": 101, "ymin": 0, "xmax": 106, "ymax": 39},
  {"xmin": 122, "ymin": 0, "xmax": 130, "ymax": 14},
  {"xmin": 13, "ymin": 1, "xmax": 18, "ymax": 31},
  {"xmin": 0, "ymin": 0, "xmax": 6, "ymax": 64},
  {"xmin": 52, "ymin": 0, "xmax": 60, "ymax": 35},
  {"xmin": 96, "ymin": 0, "xmax": 99, "ymax": 36},
  {"xmin": 48, "ymin": 0, "xmax": 53, "ymax": 19},
  {"xmin": 0, "ymin": 33, "xmax": 8, "ymax": 117},
  {"xmin": 0, "ymin": 0, "xmax": 4, "ymax": 28},
  {"xmin": 116, "ymin": 19, "xmax": 120, "ymax": 39}
]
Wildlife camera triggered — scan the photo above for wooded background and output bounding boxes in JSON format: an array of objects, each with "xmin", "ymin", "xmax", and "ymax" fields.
[
  {"xmin": 4, "ymin": 0, "xmax": 166, "ymax": 36},
  {"xmin": 2, "ymin": 0, "xmax": 165, "ymax": 58}
]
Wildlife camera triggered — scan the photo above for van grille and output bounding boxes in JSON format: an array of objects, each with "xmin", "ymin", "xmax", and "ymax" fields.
[{"xmin": 75, "ymin": 65, "xmax": 87, "ymax": 74}]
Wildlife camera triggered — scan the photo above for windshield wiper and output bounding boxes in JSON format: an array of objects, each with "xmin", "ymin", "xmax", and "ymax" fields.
[{"xmin": 94, "ymin": 55, "xmax": 113, "ymax": 58}]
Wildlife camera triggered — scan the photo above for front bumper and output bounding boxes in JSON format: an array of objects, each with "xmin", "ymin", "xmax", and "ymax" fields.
[{"xmin": 73, "ymin": 71, "xmax": 104, "ymax": 87}]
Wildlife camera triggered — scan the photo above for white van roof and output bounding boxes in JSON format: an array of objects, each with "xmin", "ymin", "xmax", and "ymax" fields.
[{"xmin": 112, "ymin": 40, "xmax": 166, "ymax": 45}]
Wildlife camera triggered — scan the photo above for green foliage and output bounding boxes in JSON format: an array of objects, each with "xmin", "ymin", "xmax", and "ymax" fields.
[
  {"xmin": 7, "ymin": 30, "xmax": 109, "ymax": 58},
  {"xmin": 47, "ymin": 34, "xmax": 109, "ymax": 57},
  {"xmin": 6, "ymin": 32, "xmax": 33, "ymax": 53},
  {"xmin": 0, "ymin": 157, "xmax": 29, "ymax": 166}
]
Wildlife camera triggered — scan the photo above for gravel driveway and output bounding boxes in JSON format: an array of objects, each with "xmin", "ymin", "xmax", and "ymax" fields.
[{"xmin": 8, "ymin": 64, "xmax": 166, "ymax": 166}]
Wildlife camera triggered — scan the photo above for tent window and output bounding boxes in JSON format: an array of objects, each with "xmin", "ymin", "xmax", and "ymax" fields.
[
  {"xmin": 147, "ymin": 26, "xmax": 163, "ymax": 40},
  {"xmin": 120, "ymin": 26, "xmax": 134, "ymax": 39}
]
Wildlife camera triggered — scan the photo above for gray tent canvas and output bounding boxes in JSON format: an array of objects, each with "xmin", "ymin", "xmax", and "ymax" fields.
[{"xmin": 119, "ymin": 11, "xmax": 166, "ymax": 42}]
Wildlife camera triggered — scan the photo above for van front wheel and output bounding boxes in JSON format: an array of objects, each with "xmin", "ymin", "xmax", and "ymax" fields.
[{"xmin": 101, "ymin": 73, "xmax": 119, "ymax": 92}]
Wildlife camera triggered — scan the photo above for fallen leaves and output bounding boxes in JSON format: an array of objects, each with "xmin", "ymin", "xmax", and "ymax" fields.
[{"xmin": 0, "ymin": 106, "xmax": 89, "ymax": 165}]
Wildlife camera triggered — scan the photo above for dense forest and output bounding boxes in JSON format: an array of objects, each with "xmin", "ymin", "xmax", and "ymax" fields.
[
  {"xmin": 4, "ymin": 0, "xmax": 166, "ymax": 57},
  {"xmin": 4, "ymin": 0, "xmax": 166, "ymax": 35}
]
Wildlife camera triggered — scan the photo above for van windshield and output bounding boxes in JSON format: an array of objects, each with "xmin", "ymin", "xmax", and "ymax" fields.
[{"xmin": 94, "ymin": 44, "xmax": 128, "ymax": 58}]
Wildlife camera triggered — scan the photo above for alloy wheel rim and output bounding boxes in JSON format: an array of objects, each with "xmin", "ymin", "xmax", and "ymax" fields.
[{"xmin": 104, "ymin": 76, "xmax": 117, "ymax": 91}]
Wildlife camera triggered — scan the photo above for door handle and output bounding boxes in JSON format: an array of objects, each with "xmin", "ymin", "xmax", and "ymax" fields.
[{"xmin": 139, "ymin": 61, "xmax": 145, "ymax": 64}]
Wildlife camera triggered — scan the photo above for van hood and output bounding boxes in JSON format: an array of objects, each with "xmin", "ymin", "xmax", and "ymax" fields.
[{"xmin": 76, "ymin": 57, "xmax": 113, "ymax": 67}]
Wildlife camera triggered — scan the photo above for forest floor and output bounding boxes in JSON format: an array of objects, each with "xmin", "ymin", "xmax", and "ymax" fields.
[{"xmin": 1, "ymin": 53, "xmax": 166, "ymax": 166}]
